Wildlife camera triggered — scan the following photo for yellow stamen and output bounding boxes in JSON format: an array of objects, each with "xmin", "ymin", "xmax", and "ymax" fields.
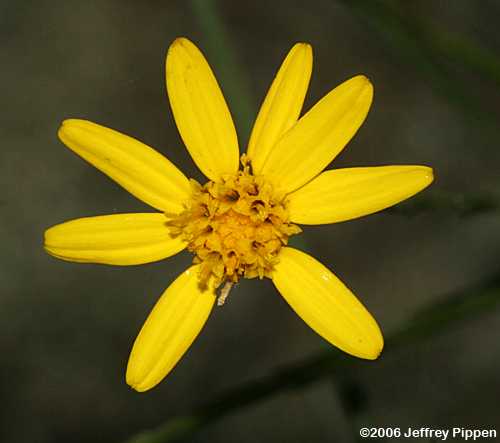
[{"xmin": 167, "ymin": 155, "xmax": 301, "ymax": 292}]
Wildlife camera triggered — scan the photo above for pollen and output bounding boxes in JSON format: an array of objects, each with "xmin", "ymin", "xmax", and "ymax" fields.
[{"xmin": 167, "ymin": 155, "xmax": 301, "ymax": 293}]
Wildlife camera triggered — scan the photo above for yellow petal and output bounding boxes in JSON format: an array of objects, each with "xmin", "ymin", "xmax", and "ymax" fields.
[
  {"xmin": 44, "ymin": 213, "xmax": 186, "ymax": 265},
  {"xmin": 288, "ymin": 165, "xmax": 434, "ymax": 224},
  {"xmin": 58, "ymin": 119, "xmax": 191, "ymax": 213},
  {"xmin": 260, "ymin": 75, "xmax": 373, "ymax": 193},
  {"xmin": 126, "ymin": 265, "xmax": 215, "ymax": 392},
  {"xmin": 247, "ymin": 43, "xmax": 312, "ymax": 173},
  {"xmin": 272, "ymin": 247, "xmax": 383, "ymax": 359},
  {"xmin": 166, "ymin": 37, "xmax": 239, "ymax": 182}
]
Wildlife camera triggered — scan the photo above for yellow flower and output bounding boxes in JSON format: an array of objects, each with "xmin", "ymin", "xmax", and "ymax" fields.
[{"xmin": 44, "ymin": 38, "xmax": 433, "ymax": 392}]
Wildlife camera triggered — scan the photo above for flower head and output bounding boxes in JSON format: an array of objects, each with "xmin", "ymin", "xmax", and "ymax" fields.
[{"xmin": 44, "ymin": 38, "xmax": 433, "ymax": 392}]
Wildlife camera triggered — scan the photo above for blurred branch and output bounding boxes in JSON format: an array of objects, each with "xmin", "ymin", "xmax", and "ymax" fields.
[
  {"xmin": 190, "ymin": 0, "xmax": 255, "ymax": 142},
  {"xmin": 424, "ymin": 24, "xmax": 500, "ymax": 87},
  {"xmin": 338, "ymin": 0, "xmax": 500, "ymax": 127},
  {"xmin": 125, "ymin": 272, "xmax": 500, "ymax": 443},
  {"xmin": 388, "ymin": 189, "xmax": 500, "ymax": 217}
]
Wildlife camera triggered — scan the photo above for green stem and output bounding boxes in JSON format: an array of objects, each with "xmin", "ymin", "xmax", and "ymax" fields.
[{"xmin": 125, "ymin": 272, "xmax": 500, "ymax": 443}]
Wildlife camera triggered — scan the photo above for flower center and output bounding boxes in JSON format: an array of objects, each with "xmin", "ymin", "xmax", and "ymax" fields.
[{"xmin": 167, "ymin": 156, "xmax": 301, "ymax": 297}]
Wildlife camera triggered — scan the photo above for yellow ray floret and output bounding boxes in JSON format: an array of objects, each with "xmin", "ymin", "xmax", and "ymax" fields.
[
  {"xmin": 58, "ymin": 119, "xmax": 191, "ymax": 213},
  {"xmin": 44, "ymin": 213, "xmax": 186, "ymax": 265},
  {"xmin": 166, "ymin": 37, "xmax": 240, "ymax": 182},
  {"xmin": 288, "ymin": 165, "xmax": 434, "ymax": 224},
  {"xmin": 247, "ymin": 42, "xmax": 313, "ymax": 173},
  {"xmin": 260, "ymin": 75, "xmax": 373, "ymax": 193},
  {"xmin": 126, "ymin": 265, "xmax": 216, "ymax": 392},
  {"xmin": 272, "ymin": 247, "xmax": 383, "ymax": 359}
]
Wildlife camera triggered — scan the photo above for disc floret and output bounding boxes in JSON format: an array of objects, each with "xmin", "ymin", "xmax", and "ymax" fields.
[{"xmin": 167, "ymin": 156, "xmax": 301, "ymax": 290}]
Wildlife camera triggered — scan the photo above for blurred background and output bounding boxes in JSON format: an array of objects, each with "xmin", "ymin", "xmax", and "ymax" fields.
[{"xmin": 2, "ymin": 0, "xmax": 500, "ymax": 442}]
